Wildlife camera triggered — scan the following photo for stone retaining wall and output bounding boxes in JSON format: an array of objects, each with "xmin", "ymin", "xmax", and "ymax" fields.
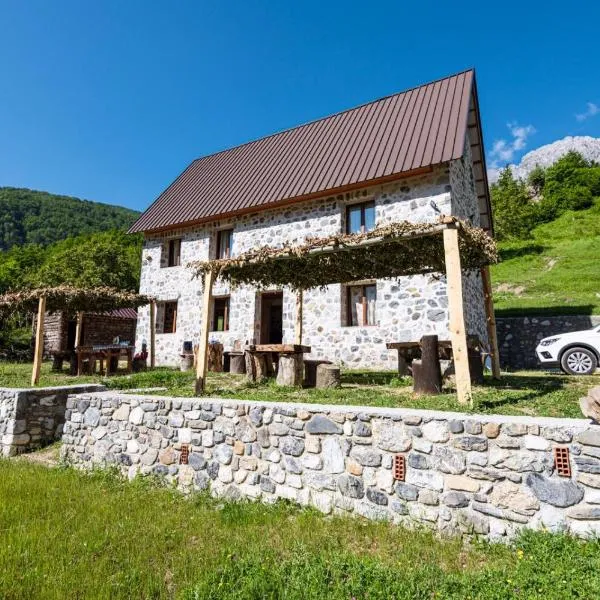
[
  {"xmin": 62, "ymin": 392, "xmax": 600, "ymax": 538},
  {"xmin": 496, "ymin": 315, "xmax": 600, "ymax": 370},
  {"xmin": 0, "ymin": 384, "xmax": 105, "ymax": 456}
]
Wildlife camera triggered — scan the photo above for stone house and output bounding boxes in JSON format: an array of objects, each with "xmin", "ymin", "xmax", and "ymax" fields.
[{"xmin": 129, "ymin": 69, "xmax": 493, "ymax": 369}]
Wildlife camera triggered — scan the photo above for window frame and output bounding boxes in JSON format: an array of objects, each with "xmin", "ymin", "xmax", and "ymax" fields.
[
  {"xmin": 212, "ymin": 296, "xmax": 230, "ymax": 332},
  {"xmin": 161, "ymin": 301, "xmax": 178, "ymax": 334},
  {"xmin": 216, "ymin": 229, "xmax": 234, "ymax": 259},
  {"xmin": 345, "ymin": 283, "xmax": 377, "ymax": 327},
  {"xmin": 166, "ymin": 238, "xmax": 181, "ymax": 268},
  {"xmin": 345, "ymin": 200, "xmax": 375, "ymax": 234}
]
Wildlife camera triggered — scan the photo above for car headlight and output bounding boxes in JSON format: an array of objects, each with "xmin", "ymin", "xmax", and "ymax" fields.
[{"xmin": 540, "ymin": 337, "xmax": 560, "ymax": 346}]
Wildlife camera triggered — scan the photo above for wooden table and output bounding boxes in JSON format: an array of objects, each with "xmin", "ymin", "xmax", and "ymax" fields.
[
  {"xmin": 244, "ymin": 344, "xmax": 312, "ymax": 386},
  {"xmin": 386, "ymin": 337, "xmax": 483, "ymax": 377},
  {"xmin": 76, "ymin": 345, "xmax": 134, "ymax": 376}
]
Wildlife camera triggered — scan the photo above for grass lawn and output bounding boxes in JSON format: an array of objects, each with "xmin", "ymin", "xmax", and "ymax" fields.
[
  {"xmin": 1, "ymin": 460, "xmax": 600, "ymax": 599},
  {"xmin": 491, "ymin": 199, "xmax": 600, "ymax": 316},
  {"xmin": 1, "ymin": 360, "xmax": 599, "ymax": 418}
]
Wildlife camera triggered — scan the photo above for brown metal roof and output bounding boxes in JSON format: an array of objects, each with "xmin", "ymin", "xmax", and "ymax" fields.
[{"xmin": 130, "ymin": 69, "xmax": 491, "ymax": 234}]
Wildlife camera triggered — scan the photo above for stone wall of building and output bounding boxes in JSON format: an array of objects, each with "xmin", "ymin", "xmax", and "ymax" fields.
[
  {"xmin": 496, "ymin": 315, "xmax": 600, "ymax": 370},
  {"xmin": 136, "ymin": 162, "xmax": 489, "ymax": 368},
  {"xmin": 63, "ymin": 391, "xmax": 600, "ymax": 538},
  {"xmin": 0, "ymin": 384, "xmax": 105, "ymax": 456}
]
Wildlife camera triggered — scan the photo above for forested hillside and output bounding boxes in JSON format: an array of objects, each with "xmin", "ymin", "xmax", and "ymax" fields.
[
  {"xmin": 490, "ymin": 151, "xmax": 600, "ymax": 315},
  {"xmin": 0, "ymin": 187, "xmax": 140, "ymax": 250}
]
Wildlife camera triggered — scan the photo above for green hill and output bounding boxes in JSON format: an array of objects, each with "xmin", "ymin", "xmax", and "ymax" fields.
[
  {"xmin": 0, "ymin": 187, "xmax": 140, "ymax": 250},
  {"xmin": 491, "ymin": 198, "xmax": 600, "ymax": 316}
]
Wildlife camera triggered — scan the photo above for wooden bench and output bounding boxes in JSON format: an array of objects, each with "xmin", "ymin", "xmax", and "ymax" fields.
[{"xmin": 244, "ymin": 344, "xmax": 311, "ymax": 386}]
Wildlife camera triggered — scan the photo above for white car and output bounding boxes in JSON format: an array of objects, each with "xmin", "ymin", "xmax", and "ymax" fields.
[{"xmin": 536, "ymin": 324, "xmax": 600, "ymax": 375}]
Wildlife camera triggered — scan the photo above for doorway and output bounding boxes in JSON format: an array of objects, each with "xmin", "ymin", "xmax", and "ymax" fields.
[{"xmin": 260, "ymin": 292, "xmax": 283, "ymax": 344}]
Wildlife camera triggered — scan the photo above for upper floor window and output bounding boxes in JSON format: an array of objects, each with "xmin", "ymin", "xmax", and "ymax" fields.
[
  {"xmin": 217, "ymin": 229, "xmax": 233, "ymax": 259},
  {"xmin": 346, "ymin": 201, "xmax": 375, "ymax": 234},
  {"xmin": 166, "ymin": 238, "xmax": 181, "ymax": 267}
]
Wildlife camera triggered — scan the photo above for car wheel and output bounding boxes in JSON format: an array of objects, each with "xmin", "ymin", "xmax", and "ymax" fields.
[{"xmin": 560, "ymin": 347, "xmax": 598, "ymax": 375}]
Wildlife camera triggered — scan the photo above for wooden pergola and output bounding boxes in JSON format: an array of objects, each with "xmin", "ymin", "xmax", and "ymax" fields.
[
  {"xmin": 0, "ymin": 286, "xmax": 153, "ymax": 385},
  {"xmin": 190, "ymin": 217, "xmax": 500, "ymax": 405}
]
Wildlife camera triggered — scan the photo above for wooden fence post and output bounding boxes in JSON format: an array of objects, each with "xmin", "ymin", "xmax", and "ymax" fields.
[
  {"xmin": 443, "ymin": 227, "xmax": 472, "ymax": 406},
  {"xmin": 149, "ymin": 301, "xmax": 156, "ymax": 369},
  {"xmin": 31, "ymin": 295, "xmax": 46, "ymax": 386},
  {"xmin": 195, "ymin": 270, "xmax": 215, "ymax": 395},
  {"xmin": 480, "ymin": 266, "xmax": 501, "ymax": 379}
]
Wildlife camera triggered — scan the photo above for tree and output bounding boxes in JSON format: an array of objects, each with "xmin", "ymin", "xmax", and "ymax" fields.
[{"xmin": 490, "ymin": 168, "xmax": 538, "ymax": 240}]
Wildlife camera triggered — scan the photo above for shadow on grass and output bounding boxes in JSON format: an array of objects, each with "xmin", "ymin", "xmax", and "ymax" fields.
[
  {"xmin": 341, "ymin": 371, "xmax": 403, "ymax": 386},
  {"xmin": 475, "ymin": 373, "xmax": 567, "ymax": 410},
  {"xmin": 499, "ymin": 243, "xmax": 545, "ymax": 261}
]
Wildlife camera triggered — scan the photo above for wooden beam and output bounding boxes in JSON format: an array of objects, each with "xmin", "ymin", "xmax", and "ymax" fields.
[
  {"xmin": 31, "ymin": 295, "xmax": 46, "ymax": 386},
  {"xmin": 195, "ymin": 270, "xmax": 215, "ymax": 395},
  {"xmin": 443, "ymin": 227, "xmax": 472, "ymax": 406},
  {"xmin": 295, "ymin": 289, "xmax": 303, "ymax": 345},
  {"xmin": 149, "ymin": 301, "xmax": 156, "ymax": 369},
  {"xmin": 481, "ymin": 266, "xmax": 501, "ymax": 379}
]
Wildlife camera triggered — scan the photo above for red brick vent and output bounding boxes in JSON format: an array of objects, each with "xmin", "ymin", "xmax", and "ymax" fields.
[
  {"xmin": 553, "ymin": 447, "xmax": 571, "ymax": 478},
  {"xmin": 393, "ymin": 454, "xmax": 406, "ymax": 481},
  {"xmin": 180, "ymin": 445, "xmax": 189, "ymax": 465}
]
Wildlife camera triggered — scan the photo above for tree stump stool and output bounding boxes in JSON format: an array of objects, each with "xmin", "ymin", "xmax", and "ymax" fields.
[
  {"xmin": 468, "ymin": 349, "xmax": 484, "ymax": 384},
  {"xmin": 207, "ymin": 343, "xmax": 224, "ymax": 372},
  {"xmin": 303, "ymin": 359, "xmax": 332, "ymax": 388},
  {"xmin": 316, "ymin": 364, "xmax": 341, "ymax": 389},
  {"xmin": 412, "ymin": 335, "xmax": 442, "ymax": 395},
  {"xmin": 245, "ymin": 351, "xmax": 268, "ymax": 383},
  {"xmin": 227, "ymin": 352, "xmax": 246, "ymax": 374},
  {"xmin": 276, "ymin": 353, "xmax": 304, "ymax": 387}
]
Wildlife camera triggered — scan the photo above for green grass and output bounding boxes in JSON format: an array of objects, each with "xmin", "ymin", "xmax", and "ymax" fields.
[
  {"xmin": 0, "ymin": 460, "xmax": 599, "ymax": 599},
  {"xmin": 491, "ymin": 199, "xmax": 600, "ymax": 316},
  {"xmin": 1, "ymin": 361, "xmax": 599, "ymax": 418}
]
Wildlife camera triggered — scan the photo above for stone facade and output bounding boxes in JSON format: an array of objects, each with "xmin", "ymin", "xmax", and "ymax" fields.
[
  {"xmin": 0, "ymin": 384, "xmax": 105, "ymax": 456},
  {"xmin": 497, "ymin": 315, "xmax": 600, "ymax": 370},
  {"xmin": 63, "ymin": 390, "xmax": 600, "ymax": 539},
  {"xmin": 136, "ymin": 151, "xmax": 489, "ymax": 368}
]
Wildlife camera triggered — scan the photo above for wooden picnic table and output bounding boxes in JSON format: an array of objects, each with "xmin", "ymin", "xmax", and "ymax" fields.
[
  {"xmin": 387, "ymin": 336, "xmax": 484, "ymax": 380},
  {"xmin": 244, "ymin": 344, "xmax": 312, "ymax": 386},
  {"xmin": 76, "ymin": 344, "xmax": 134, "ymax": 376}
]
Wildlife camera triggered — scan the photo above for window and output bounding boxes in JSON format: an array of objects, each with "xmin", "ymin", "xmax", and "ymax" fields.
[
  {"xmin": 346, "ymin": 201, "xmax": 375, "ymax": 234},
  {"xmin": 166, "ymin": 239, "xmax": 181, "ymax": 267},
  {"xmin": 161, "ymin": 301, "xmax": 178, "ymax": 334},
  {"xmin": 212, "ymin": 297, "xmax": 230, "ymax": 331},
  {"xmin": 345, "ymin": 284, "xmax": 376, "ymax": 326},
  {"xmin": 216, "ymin": 229, "xmax": 233, "ymax": 259}
]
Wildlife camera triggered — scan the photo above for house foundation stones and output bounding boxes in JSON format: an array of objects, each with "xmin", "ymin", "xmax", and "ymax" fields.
[{"xmin": 62, "ymin": 390, "xmax": 600, "ymax": 539}]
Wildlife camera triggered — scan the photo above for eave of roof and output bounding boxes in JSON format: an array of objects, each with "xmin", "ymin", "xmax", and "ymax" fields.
[{"xmin": 130, "ymin": 69, "xmax": 491, "ymax": 235}]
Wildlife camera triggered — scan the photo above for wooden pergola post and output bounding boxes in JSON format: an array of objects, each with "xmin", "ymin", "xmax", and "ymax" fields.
[
  {"xmin": 443, "ymin": 226, "xmax": 472, "ymax": 406},
  {"xmin": 149, "ymin": 300, "xmax": 156, "ymax": 369},
  {"xmin": 74, "ymin": 311, "xmax": 84, "ymax": 348},
  {"xmin": 195, "ymin": 269, "xmax": 215, "ymax": 395},
  {"xmin": 295, "ymin": 289, "xmax": 303, "ymax": 345},
  {"xmin": 480, "ymin": 266, "xmax": 501, "ymax": 379},
  {"xmin": 31, "ymin": 295, "xmax": 46, "ymax": 386}
]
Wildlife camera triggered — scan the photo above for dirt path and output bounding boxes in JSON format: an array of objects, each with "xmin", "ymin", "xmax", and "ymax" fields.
[{"xmin": 15, "ymin": 444, "xmax": 61, "ymax": 467}]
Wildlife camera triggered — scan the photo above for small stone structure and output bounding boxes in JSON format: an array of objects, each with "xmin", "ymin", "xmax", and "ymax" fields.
[
  {"xmin": 496, "ymin": 315, "xmax": 600, "ymax": 370},
  {"xmin": 0, "ymin": 384, "xmax": 105, "ymax": 456},
  {"xmin": 62, "ymin": 391, "xmax": 600, "ymax": 538},
  {"xmin": 41, "ymin": 310, "xmax": 137, "ymax": 357}
]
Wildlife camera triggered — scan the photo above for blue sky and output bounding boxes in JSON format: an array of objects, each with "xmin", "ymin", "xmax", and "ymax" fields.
[{"xmin": 1, "ymin": 0, "xmax": 599, "ymax": 212}]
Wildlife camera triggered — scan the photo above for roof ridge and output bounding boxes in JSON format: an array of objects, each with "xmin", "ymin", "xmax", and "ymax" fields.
[{"xmin": 190, "ymin": 68, "xmax": 475, "ymax": 165}]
